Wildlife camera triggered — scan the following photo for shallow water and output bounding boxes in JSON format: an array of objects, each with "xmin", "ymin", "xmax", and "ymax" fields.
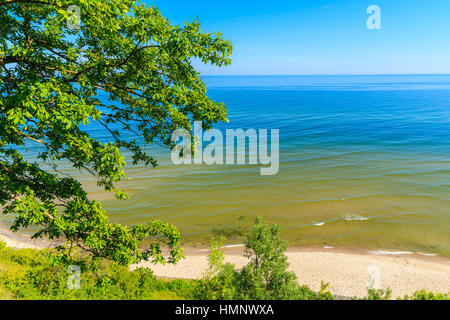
[{"xmin": 4, "ymin": 75, "xmax": 450, "ymax": 256}]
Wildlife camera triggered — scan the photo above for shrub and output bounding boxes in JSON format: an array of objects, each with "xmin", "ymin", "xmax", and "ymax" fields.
[
  {"xmin": 400, "ymin": 289, "xmax": 450, "ymax": 300},
  {"xmin": 0, "ymin": 240, "xmax": 195, "ymax": 300},
  {"xmin": 358, "ymin": 288, "xmax": 392, "ymax": 300},
  {"xmin": 197, "ymin": 217, "xmax": 333, "ymax": 300}
]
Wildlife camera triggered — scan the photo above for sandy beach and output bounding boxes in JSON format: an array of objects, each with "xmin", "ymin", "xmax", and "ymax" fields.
[
  {"xmin": 133, "ymin": 246, "xmax": 450, "ymax": 298},
  {"xmin": 2, "ymin": 229, "xmax": 448, "ymax": 298},
  {"xmin": 0, "ymin": 228, "xmax": 60, "ymax": 249}
]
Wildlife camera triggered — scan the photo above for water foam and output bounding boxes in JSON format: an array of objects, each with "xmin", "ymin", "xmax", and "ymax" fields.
[
  {"xmin": 344, "ymin": 215, "xmax": 369, "ymax": 221},
  {"xmin": 370, "ymin": 250, "xmax": 413, "ymax": 255}
]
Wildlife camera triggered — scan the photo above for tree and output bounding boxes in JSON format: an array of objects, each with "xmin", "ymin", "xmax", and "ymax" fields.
[
  {"xmin": 198, "ymin": 217, "xmax": 332, "ymax": 300},
  {"xmin": 0, "ymin": 0, "xmax": 232, "ymax": 266},
  {"xmin": 237, "ymin": 216, "xmax": 300, "ymax": 299}
]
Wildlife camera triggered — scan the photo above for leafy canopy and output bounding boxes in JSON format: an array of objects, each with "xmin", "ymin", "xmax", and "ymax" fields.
[{"xmin": 0, "ymin": 0, "xmax": 232, "ymax": 266}]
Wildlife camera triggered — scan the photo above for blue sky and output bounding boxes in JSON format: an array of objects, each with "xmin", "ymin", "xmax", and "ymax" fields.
[{"xmin": 147, "ymin": 0, "xmax": 450, "ymax": 75}]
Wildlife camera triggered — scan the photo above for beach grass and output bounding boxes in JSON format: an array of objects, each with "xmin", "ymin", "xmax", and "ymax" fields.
[{"xmin": 0, "ymin": 241, "xmax": 194, "ymax": 300}]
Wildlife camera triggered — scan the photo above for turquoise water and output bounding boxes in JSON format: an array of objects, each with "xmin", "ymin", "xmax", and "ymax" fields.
[{"xmin": 5, "ymin": 75, "xmax": 450, "ymax": 255}]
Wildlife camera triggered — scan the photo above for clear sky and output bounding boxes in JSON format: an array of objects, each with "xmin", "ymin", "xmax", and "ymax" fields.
[{"xmin": 147, "ymin": 0, "xmax": 450, "ymax": 75}]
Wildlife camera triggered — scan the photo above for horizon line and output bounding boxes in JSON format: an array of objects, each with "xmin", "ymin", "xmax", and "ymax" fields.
[{"xmin": 200, "ymin": 73, "xmax": 450, "ymax": 77}]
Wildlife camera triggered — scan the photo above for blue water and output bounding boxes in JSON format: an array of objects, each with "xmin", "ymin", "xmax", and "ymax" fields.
[
  {"xmin": 6, "ymin": 75, "xmax": 450, "ymax": 255},
  {"xmin": 179, "ymin": 75, "xmax": 450, "ymax": 254}
]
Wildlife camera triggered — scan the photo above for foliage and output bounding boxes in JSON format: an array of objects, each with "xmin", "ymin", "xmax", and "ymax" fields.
[
  {"xmin": 203, "ymin": 237, "xmax": 226, "ymax": 281},
  {"xmin": 0, "ymin": 240, "xmax": 196, "ymax": 299},
  {"xmin": 0, "ymin": 0, "xmax": 232, "ymax": 266},
  {"xmin": 196, "ymin": 237, "xmax": 236, "ymax": 300},
  {"xmin": 317, "ymin": 281, "xmax": 334, "ymax": 300},
  {"xmin": 360, "ymin": 288, "xmax": 450, "ymax": 300},
  {"xmin": 237, "ymin": 216, "xmax": 305, "ymax": 299},
  {"xmin": 400, "ymin": 289, "xmax": 450, "ymax": 300},
  {"xmin": 358, "ymin": 288, "xmax": 392, "ymax": 300}
]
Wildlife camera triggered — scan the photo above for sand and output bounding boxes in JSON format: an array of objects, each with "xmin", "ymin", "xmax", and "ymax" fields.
[
  {"xmin": 133, "ymin": 246, "xmax": 450, "ymax": 298},
  {"xmin": 1, "ymin": 229, "xmax": 448, "ymax": 298},
  {"xmin": 0, "ymin": 228, "xmax": 59, "ymax": 249}
]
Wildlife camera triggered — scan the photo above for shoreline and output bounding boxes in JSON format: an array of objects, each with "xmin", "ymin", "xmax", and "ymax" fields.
[
  {"xmin": 134, "ymin": 245, "xmax": 450, "ymax": 298},
  {"xmin": 0, "ymin": 228, "xmax": 60, "ymax": 249},
  {"xmin": 2, "ymin": 228, "xmax": 449, "ymax": 298}
]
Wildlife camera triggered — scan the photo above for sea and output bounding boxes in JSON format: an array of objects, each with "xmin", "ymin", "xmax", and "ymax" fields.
[{"xmin": 3, "ymin": 75, "xmax": 450, "ymax": 256}]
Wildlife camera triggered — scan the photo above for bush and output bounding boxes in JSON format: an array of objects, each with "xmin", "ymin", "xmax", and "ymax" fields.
[
  {"xmin": 358, "ymin": 288, "xmax": 392, "ymax": 300},
  {"xmin": 400, "ymin": 289, "xmax": 450, "ymax": 300},
  {"xmin": 197, "ymin": 217, "xmax": 334, "ymax": 300},
  {"xmin": 0, "ymin": 240, "xmax": 195, "ymax": 300},
  {"xmin": 195, "ymin": 237, "xmax": 236, "ymax": 300}
]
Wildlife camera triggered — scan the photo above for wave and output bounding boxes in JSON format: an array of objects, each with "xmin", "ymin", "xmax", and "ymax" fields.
[
  {"xmin": 415, "ymin": 252, "xmax": 438, "ymax": 257},
  {"xmin": 196, "ymin": 244, "xmax": 244, "ymax": 252},
  {"xmin": 344, "ymin": 215, "xmax": 369, "ymax": 221},
  {"xmin": 370, "ymin": 250, "xmax": 413, "ymax": 255}
]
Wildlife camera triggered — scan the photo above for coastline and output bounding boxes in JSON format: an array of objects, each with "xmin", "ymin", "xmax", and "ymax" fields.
[
  {"xmin": 134, "ymin": 245, "xmax": 450, "ymax": 298},
  {"xmin": 2, "ymin": 227, "xmax": 448, "ymax": 298},
  {"xmin": 0, "ymin": 228, "xmax": 60, "ymax": 249}
]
